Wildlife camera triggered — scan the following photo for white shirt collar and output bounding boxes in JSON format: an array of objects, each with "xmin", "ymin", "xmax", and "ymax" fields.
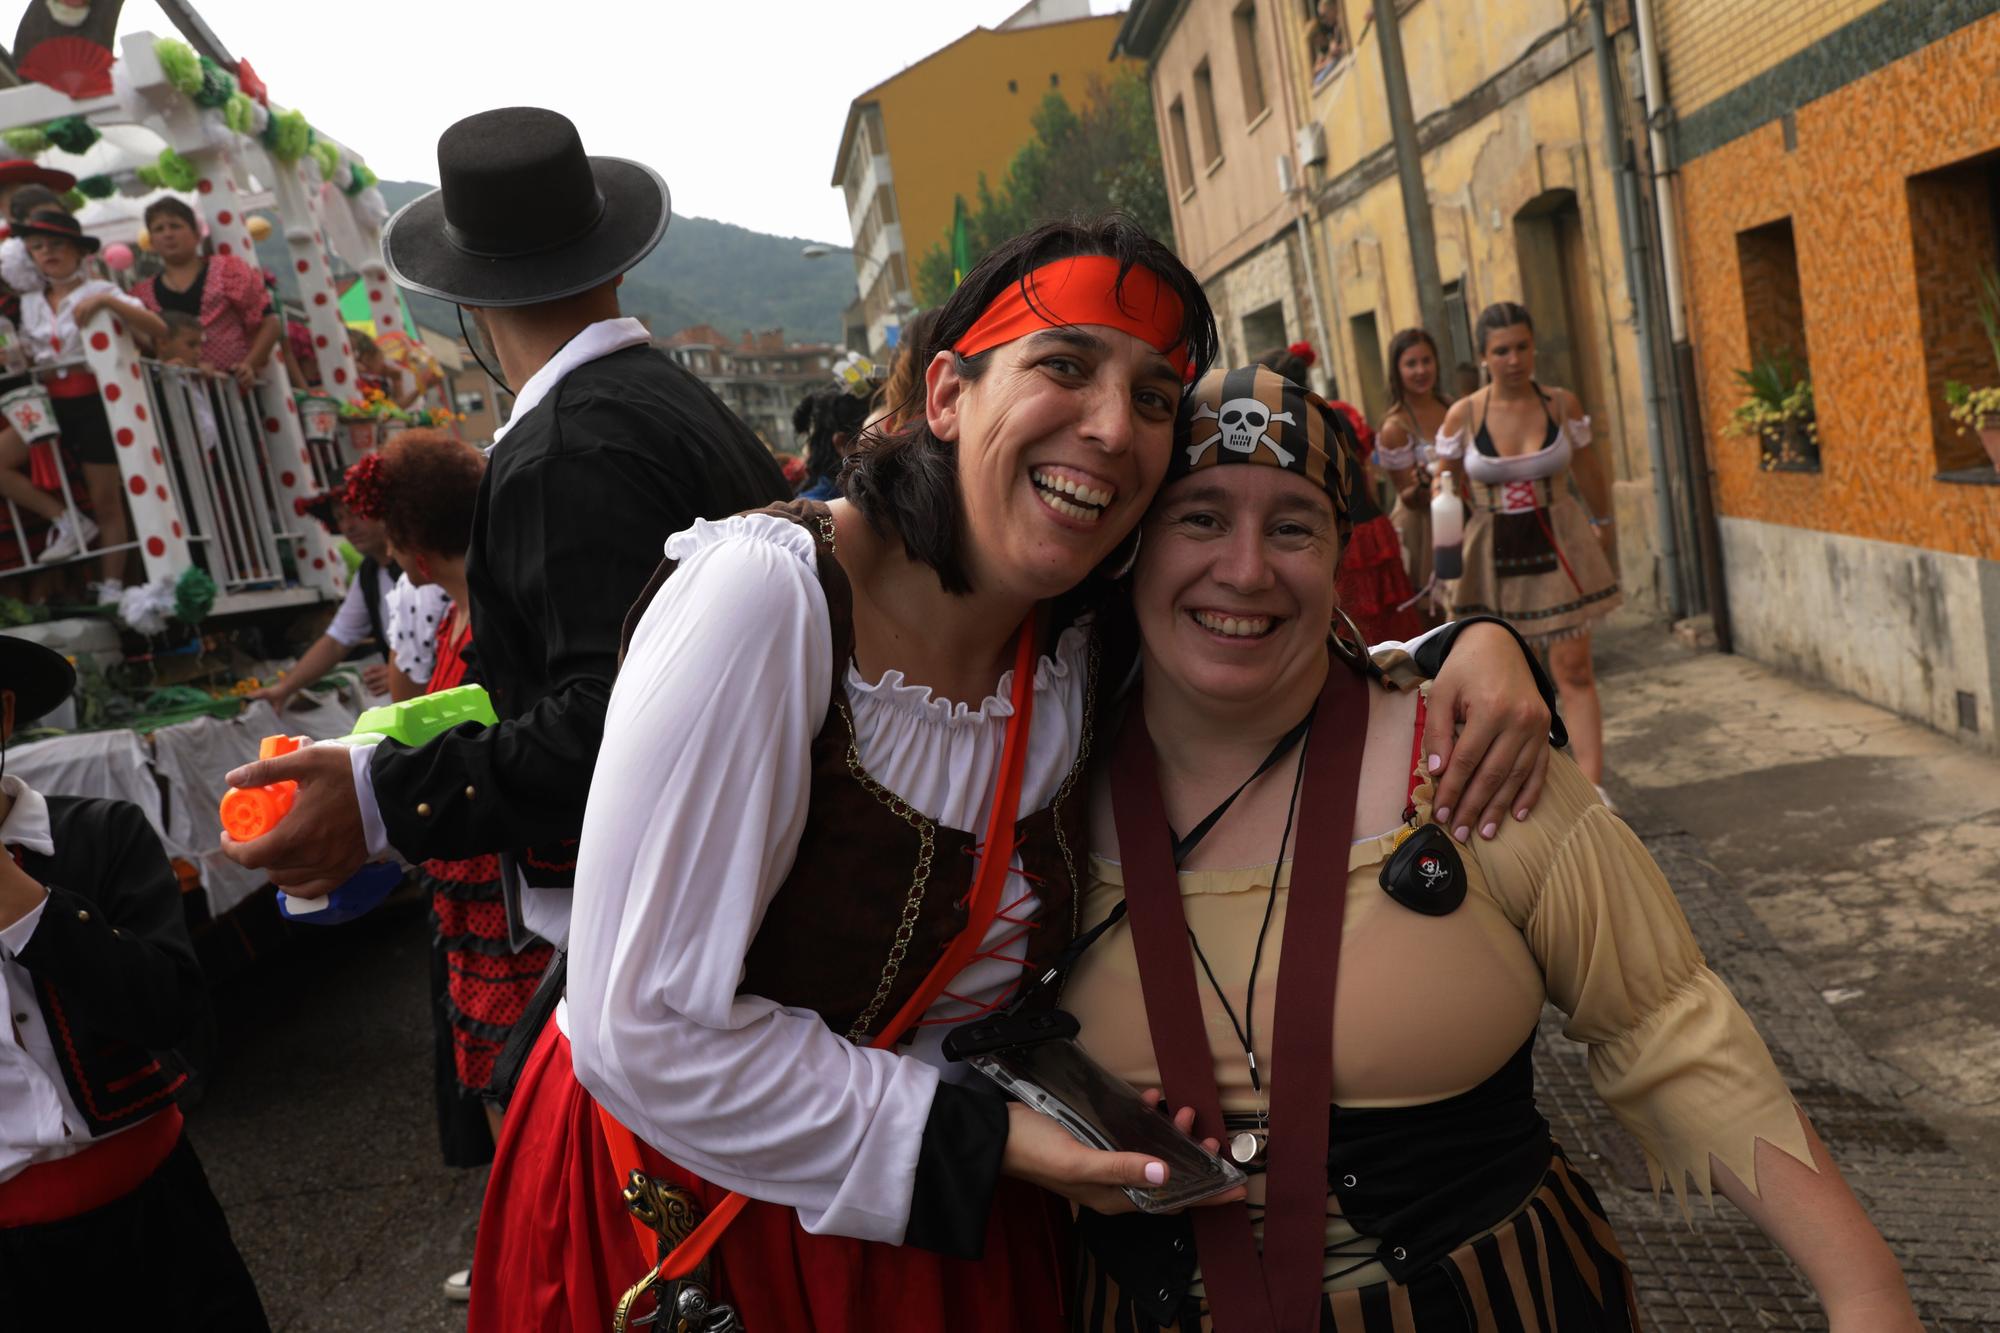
[
  {"xmin": 0, "ymin": 775, "xmax": 53, "ymax": 857},
  {"xmin": 488, "ymin": 317, "xmax": 653, "ymax": 452}
]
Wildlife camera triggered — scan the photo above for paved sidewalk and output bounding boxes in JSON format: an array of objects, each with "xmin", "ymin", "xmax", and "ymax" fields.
[{"xmin": 1528, "ymin": 615, "xmax": 2000, "ymax": 1329}]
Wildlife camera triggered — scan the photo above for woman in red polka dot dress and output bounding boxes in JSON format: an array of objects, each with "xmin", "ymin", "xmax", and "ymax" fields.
[
  {"xmin": 130, "ymin": 198, "xmax": 279, "ymax": 389},
  {"xmin": 344, "ymin": 432, "xmax": 556, "ymax": 1175}
]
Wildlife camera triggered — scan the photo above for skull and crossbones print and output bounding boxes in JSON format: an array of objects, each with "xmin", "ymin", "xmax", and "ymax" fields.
[{"xmin": 1187, "ymin": 396, "xmax": 1297, "ymax": 467}]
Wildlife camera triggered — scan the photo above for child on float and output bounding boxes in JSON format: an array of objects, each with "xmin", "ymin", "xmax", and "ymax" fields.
[
  {"xmin": 1, "ymin": 208, "xmax": 165, "ymax": 598},
  {"xmin": 0, "ymin": 634, "xmax": 270, "ymax": 1329}
]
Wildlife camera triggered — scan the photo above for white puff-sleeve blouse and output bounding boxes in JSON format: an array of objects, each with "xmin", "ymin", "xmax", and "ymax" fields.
[{"xmin": 564, "ymin": 511, "xmax": 1092, "ymax": 1246}]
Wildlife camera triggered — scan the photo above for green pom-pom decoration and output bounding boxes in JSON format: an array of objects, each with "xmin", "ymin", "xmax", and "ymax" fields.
[
  {"xmin": 308, "ymin": 140, "xmax": 340, "ymax": 182},
  {"xmin": 3, "ymin": 127, "xmax": 48, "ymax": 157},
  {"xmin": 154, "ymin": 38, "xmax": 203, "ymax": 96},
  {"xmin": 136, "ymin": 164, "xmax": 163, "ymax": 189},
  {"xmin": 193, "ymin": 56, "xmax": 237, "ymax": 109},
  {"xmin": 224, "ymin": 92, "xmax": 257, "ymax": 135},
  {"xmin": 174, "ymin": 567, "xmax": 217, "ymax": 626},
  {"xmin": 60, "ymin": 189, "xmax": 84, "ymax": 212},
  {"xmin": 153, "ymin": 148, "xmax": 199, "ymax": 193},
  {"xmin": 42, "ymin": 116, "xmax": 99, "ymax": 155},
  {"xmin": 76, "ymin": 175, "xmax": 116, "ymax": 200},
  {"xmin": 262, "ymin": 108, "xmax": 311, "ymax": 164},
  {"xmin": 344, "ymin": 163, "xmax": 378, "ymax": 197}
]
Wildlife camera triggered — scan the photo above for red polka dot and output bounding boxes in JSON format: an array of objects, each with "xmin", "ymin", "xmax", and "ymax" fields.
[
  {"xmin": 135, "ymin": 405, "xmax": 147, "ymax": 421},
  {"xmin": 128, "ymin": 364, "xmax": 139, "ymax": 379},
  {"xmin": 147, "ymin": 536, "xmax": 166, "ymax": 557},
  {"xmin": 89, "ymin": 332, "xmax": 108, "ymax": 351},
  {"xmin": 197, "ymin": 179, "xmax": 213, "ymax": 194},
  {"xmin": 218, "ymin": 242, "xmax": 232, "ymax": 256},
  {"xmin": 115, "ymin": 428, "xmax": 133, "ymax": 446},
  {"xmin": 218, "ymin": 210, "xmax": 233, "ymax": 226},
  {"xmin": 150, "ymin": 447, "xmax": 162, "ymax": 464},
  {"xmin": 299, "ymin": 450, "xmax": 310, "ymax": 465},
  {"xmin": 333, "ymin": 367, "xmax": 347, "ymax": 384},
  {"xmin": 296, "ymin": 259, "xmax": 309, "ymax": 273},
  {"xmin": 313, "ymin": 293, "xmax": 327, "ymax": 306},
  {"xmin": 263, "ymin": 417, "xmax": 280, "ymax": 432},
  {"xmin": 128, "ymin": 475, "xmax": 147, "ymax": 496},
  {"xmin": 280, "ymin": 470, "xmax": 295, "ymax": 487},
  {"xmin": 312, "ymin": 557, "xmax": 324, "ymax": 569},
  {"xmin": 111, "ymin": 320, "xmax": 122, "ymax": 337},
  {"xmin": 104, "ymin": 383, "xmax": 120, "ymax": 401},
  {"xmin": 286, "ymin": 398, "xmax": 297, "ymax": 413},
  {"xmin": 172, "ymin": 521, "xmax": 183, "ymax": 538},
  {"xmin": 368, "ymin": 289, "xmax": 381, "ymax": 303},
  {"xmin": 156, "ymin": 484, "xmax": 168, "ymax": 500},
  {"xmin": 314, "ymin": 335, "xmax": 327, "ymax": 348}
]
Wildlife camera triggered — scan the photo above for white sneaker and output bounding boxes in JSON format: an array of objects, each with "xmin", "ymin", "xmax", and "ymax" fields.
[
  {"xmin": 37, "ymin": 511, "xmax": 98, "ymax": 563},
  {"xmin": 443, "ymin": 1267, "xmax": 472, "ymax": 1303},
  {"xmin": 93, "ymin": 579, "xmax": 123, "ymax": 605}
]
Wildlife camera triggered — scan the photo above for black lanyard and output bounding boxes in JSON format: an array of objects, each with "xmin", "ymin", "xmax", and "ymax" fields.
[{"xmin": 1009, "ymin": 710, "xmax": 1314, "ymax": 1013}]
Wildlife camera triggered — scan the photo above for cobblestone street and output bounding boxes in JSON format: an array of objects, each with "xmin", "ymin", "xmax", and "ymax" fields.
[{"xmin": 180, "ymin": 617, "xmax": 2000, "ymax": 1329}]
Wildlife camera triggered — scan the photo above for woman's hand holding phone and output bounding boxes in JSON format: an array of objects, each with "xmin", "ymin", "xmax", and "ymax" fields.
[{"xmin": 999, "ymin": 1095, "xmax": 1247, "ymax": 1215}]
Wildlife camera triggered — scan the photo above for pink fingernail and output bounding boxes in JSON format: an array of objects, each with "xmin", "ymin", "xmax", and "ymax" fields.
[
  {"xmin": 1427, "ymin": 753, "xmax": 1443, "ymax": 774},
  {"xmin": 1144, "ymin": 1162, "xmax": 1166, "ymax": 1185},
  {"xmin": 1434, "ymin": 806, "xmax": 1451, "ymax": 826},
  {"xmin": 1481, "ymin": 822, "xmax": 1498, "ymax": 839},
  {"xmin": 1453, "ymin": 825, "xmax": 1470, "ymax": 843},
  {"xmin": 1515, "ymin": 808, "xmax": 1530, "ymax": 821}
]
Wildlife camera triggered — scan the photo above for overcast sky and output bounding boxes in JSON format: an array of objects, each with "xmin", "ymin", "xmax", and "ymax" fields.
[{"xmin": 111, "ymin": 0, "xmax": 1127, "ymax": 245}]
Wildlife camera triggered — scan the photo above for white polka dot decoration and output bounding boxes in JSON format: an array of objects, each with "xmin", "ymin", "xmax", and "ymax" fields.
[
  {"xmin": 192, "ymin": 147, "xmax": 346, "ymax": 600},
  {"xmin": 79, "ymin": 309, "xmax": 189, "ymax": 580}
]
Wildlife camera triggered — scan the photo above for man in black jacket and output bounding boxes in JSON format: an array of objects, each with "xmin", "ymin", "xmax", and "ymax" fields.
[
  {"xmin": 220, "ymin": 109, "xmax": 788, "ymax": 952},
  {"xmin": 0, "ymin": 635, "xmax": 267, "ymax": 1330}
]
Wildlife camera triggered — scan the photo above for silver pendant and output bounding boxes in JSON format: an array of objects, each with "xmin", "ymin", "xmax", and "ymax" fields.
[{"xmin": 1229, "ymin": 1130, "xmax": 1265, "ymax": 1164}]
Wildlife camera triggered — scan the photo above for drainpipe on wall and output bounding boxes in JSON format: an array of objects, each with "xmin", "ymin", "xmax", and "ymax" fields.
[
  {"xmin": 1372, "ymin": 0, "xmax": 1449, "ymax": 344},
  {"xmin": 1633, "ymin": 0, "xmax": 1733, "ymax": 651},
  {"xmin": 1587, "ymin": 0, "xmax": 1685, "ymax": 621}
]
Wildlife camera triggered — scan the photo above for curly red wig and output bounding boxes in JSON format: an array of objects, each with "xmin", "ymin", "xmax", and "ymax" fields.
[{"xmin": 352, "ymin": 430, "xmax": 485, "ymax": 561}]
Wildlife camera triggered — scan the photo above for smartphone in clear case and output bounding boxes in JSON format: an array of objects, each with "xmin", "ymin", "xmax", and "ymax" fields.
[{"xmin": 944, "ymin": 1009, "xmax": 1246, "ymax": 1214}]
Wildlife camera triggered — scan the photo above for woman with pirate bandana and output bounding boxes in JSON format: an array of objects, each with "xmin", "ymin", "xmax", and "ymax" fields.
[
  {"xmin": 470, "ymin": 217, "xmax": 1565, "ymax": 1332},
  {"xmin": 1056, "ymin": 365, "xmax": 1919, "ymax": 1331}
]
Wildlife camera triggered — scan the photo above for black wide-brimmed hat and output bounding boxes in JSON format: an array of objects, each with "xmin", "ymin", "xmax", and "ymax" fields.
[
  {"xmin": 0, "ymin": 633, "xmax": 76, "ymax": 725},
  {"xmin": 15, "ymin": 207, "xmax": 99, "ymax": 253},
  {"xmin": 382, "ymin": 107, "xmax": 669, "ymax": 308}
]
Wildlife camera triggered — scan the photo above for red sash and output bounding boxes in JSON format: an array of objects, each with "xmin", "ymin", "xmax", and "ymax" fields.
[
  {"xmin": 0, "ymin": 1106, "xmax": 182, "ymax": 1228},
  {"xmin": 596, "ymin": 611, "xmax": 1044, "ymax": 1286},
  {"xmin": 1110, "ymin": 661, "xmax": 1368, "ymax": 1331}
]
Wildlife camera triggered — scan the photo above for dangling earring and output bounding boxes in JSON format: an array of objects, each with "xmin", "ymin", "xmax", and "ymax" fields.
[
  {"xmin": 1329, "ymin": 607, "xmax": 1369, "ymax": 664},
  {"xmin": 1098, "ymin": 527, "xmax": 1141, "ymax": 581}
]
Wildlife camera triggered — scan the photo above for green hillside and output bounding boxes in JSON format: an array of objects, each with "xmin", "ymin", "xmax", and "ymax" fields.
[{"xmin": 361, "ymin": 181, "xmax": 856, "ymax": 344}]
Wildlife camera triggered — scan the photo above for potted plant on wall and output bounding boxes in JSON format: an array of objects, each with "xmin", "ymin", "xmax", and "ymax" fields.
[
  {"xmin": 1942, "ymin": 263, "xmax": 2000, "ymax": 472},
  {"xmin": 1728, "ymin": 347, "xmax": 1817, "ymax": 471}
]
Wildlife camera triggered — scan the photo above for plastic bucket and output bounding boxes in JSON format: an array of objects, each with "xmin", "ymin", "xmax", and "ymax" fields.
[
  {"xmin": 298, "ymin": 392, "xmax": 341, "ymax": 445},
  {"xmin": 1, "ymin": 382, "xmax": 60, "ymax": 443},
  {"xmin": 344, "ymin": 418, "xmax": 379, "ymax": 454}
]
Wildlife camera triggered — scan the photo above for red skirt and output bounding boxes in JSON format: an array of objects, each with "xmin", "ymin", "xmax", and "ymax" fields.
[
  {"xmin": 470, "ymin": 1021, "xmax": 1073, "ymax": 1333},
  {"xmin": 1339, "ymin": 514, "xmax": 1426, "ymax": 644}
]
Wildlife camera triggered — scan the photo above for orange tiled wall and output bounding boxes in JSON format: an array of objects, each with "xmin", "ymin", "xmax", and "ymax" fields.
[{"xmin": 1678, "ymin": 17, "xmax": 2000, "ymax": 559}]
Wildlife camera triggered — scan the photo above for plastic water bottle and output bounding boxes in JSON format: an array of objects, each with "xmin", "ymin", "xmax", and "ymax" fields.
[{"xmin": 1431, "ymin": 471, "xmax": 1464, "ymax": 581}]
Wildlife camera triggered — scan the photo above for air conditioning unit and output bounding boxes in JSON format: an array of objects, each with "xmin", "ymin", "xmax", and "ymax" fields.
[
  {"xmin": 1296, "ymin": 122, "xmax": 1328, "ymax": 167},
  {"xmin": 1276, "ymin": 152, "xmax": 1296, "ymax": 195}
]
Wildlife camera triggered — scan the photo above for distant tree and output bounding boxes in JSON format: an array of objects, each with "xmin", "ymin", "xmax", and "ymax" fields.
[{"xmin": 915, "ymin": 71, "xmax": 1174, "ymax": 307}]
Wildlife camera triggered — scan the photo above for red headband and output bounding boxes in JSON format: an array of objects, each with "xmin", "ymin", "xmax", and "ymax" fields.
[{"xmin": 953, "ymin": 254, "xmax": 1190, "ymax": 374}]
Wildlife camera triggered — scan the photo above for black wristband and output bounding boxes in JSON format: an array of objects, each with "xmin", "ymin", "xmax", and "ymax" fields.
[
  {"xmin": 1416, "ymin": 616, "xmax": 1568, "ymax": 750},
  {"xmin": 903, "ymin": 1080, "xmax": 1009, "ymax": 1259}
]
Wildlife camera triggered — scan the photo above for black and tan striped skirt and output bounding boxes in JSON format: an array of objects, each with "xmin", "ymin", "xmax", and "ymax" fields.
[{"xmin": 1074, "ymin": 1146, "xmax": 1641, "ymax": 1331}]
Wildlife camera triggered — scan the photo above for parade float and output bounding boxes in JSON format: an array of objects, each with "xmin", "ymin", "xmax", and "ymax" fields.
[{"xmin": 0, "ymin": 1, "xmax": 441, "ymax": 923}]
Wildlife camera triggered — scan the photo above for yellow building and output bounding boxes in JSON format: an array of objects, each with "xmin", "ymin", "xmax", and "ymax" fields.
[
  {"xmin": 1656, "ymin": 2, "xmax": 2000, "ymax": 748},
  {"xmin": 829, "ymin": 0, "xmax": 1132, "ymax": 354},
  {"xmin": 1284, "ymin": 0, "xmax": 1668, "ymax": 612}
]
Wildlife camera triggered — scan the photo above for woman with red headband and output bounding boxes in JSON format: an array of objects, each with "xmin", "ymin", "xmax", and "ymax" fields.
[{"xmin": 469, "ymin": 216, "xmax": 1564, "ymax": 1332}]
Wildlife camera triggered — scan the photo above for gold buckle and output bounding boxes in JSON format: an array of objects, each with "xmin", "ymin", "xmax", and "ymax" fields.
[{"xmin": 609, "ymin": 1171, "xmax": 711, "ymax": 1333}]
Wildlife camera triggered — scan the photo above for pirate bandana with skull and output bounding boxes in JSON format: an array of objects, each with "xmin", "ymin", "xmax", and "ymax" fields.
[{"xmin": 1169, "ymin": 364, "xmax": 1361, "ymax": 542}]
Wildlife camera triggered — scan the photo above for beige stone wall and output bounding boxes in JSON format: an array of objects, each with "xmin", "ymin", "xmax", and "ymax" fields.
[{"xmin": 1653, "ymin": 0, "xmax": 1887, "ymax": 115}]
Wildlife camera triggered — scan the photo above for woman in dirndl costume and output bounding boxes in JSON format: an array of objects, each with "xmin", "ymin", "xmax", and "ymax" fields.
[
  {"xmin": 1434, "ymin": 302, "xmax": 1620, "ymax": 790},
  {"xmin": 1061, "ymin": 363, "xmax": 1920, "ymax": 1332},
  {"xmin": 1374, "ymin": 327, "xmax": 1453, "ymax": 622}
]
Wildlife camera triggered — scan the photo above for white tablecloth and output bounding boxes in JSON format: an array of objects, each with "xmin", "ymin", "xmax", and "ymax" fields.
[{"xmin": 10, "ymin": 675, "xmax": 385, "ymax": 917}]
